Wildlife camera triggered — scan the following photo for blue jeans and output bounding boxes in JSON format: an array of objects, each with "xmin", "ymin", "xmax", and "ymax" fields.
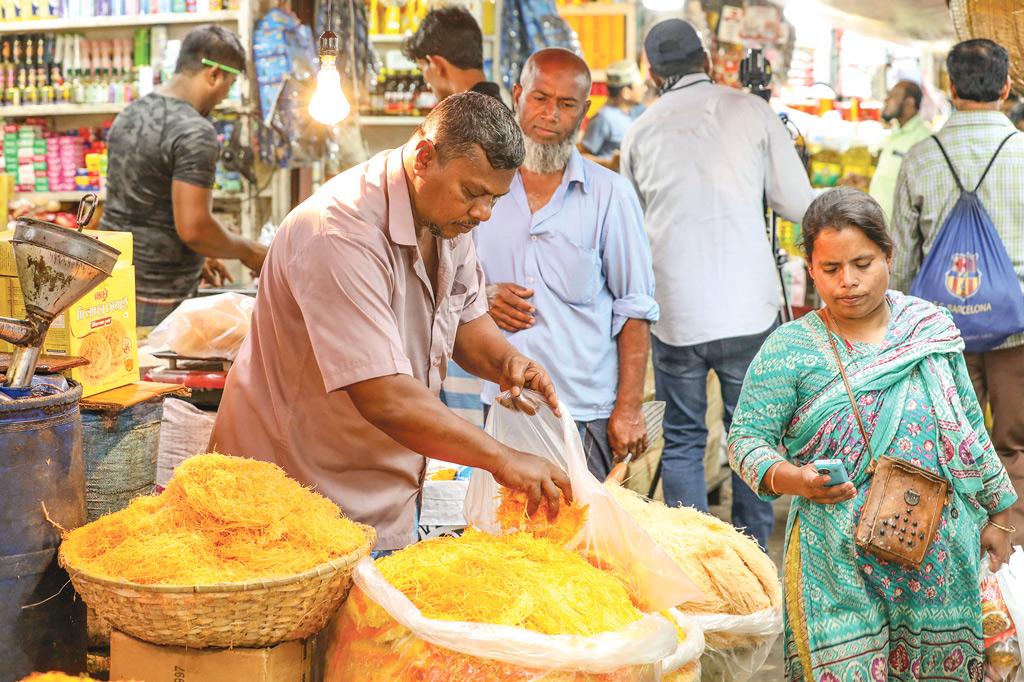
[
  {"xmin": 651, "ymin": 325, "xmax": 776, "ymax": 549},
  {"xmin": 577, "ymin": 419, "xmax": 613, "ymax": 481}
]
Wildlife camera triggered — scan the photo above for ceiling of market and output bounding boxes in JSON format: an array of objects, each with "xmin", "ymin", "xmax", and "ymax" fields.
[{"xmin": 786, "ymin": 0, "xmax": 955, "ymax": 44}]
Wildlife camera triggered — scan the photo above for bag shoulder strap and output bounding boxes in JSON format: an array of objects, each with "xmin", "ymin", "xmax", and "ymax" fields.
[
  {"xmin": 817, "ymin": 309, "xmax": 876, "ymax": 462},
  {"xmin": 974, "ymin": 132, "xmax": 1018, "ymax": 193},
  {"xmin": 931, "ymin": 136, "xmax": 964, "ymax": 192},
  {"xmin": 932, "ymin": 132, "xmax": 1018, "ymax": 194}
]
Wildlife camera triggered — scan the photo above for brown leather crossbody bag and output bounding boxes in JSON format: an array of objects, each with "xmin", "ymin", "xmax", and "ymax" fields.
[{"xmin": 820, "ymin": 311, "xmax": 948, "ymax": 570}]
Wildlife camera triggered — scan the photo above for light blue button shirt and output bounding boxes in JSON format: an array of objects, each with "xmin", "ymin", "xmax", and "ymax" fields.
[{"xmin": 474, "ymin": 149, "xmax": 659, "ymax": 421}]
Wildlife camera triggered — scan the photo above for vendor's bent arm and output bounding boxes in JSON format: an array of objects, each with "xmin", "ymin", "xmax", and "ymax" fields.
[
  {"xmin": 451, "ymin": 313, "xmax": 520, "ymax": 385},
  {"xmin": 346, "ymin": 373, "xmax": 508, "ymax": 471}
]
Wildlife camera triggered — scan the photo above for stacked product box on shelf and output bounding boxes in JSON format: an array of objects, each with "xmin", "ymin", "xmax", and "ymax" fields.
[{"xmin": 1, "ymin": 121, "xmax": 108, "ymax": 193}]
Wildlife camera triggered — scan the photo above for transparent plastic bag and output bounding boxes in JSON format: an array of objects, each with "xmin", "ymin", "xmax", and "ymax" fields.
[
  {"xmin": 464, "ymin": 390, "xmax": 702, "ymax": 612},
  {"xmin": 660, "ymin": 609, "xmax": 705, "ymax": 682},
  {"xmin": 997, "ymin": 547, "xmax": 1024, "ymax": 641},
  {"xmin": 682, "ymin": 607, "xmax": 783, "ymax": 682},
  {"xmin": 147, "ymin": 293, "xmax": 254, "ymax": 360},
  {"xmin": 983, "ymin": 553, "xmax": 1024, "ymax": 681},
  {"xmin": 323, "ymin": 557, "xmax": 679, "ymax": 681}
]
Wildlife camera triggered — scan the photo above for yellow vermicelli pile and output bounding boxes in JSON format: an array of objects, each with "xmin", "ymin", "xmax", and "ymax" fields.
[
  {"xmin": 61, "ymin": 453, "xmax": 369, "ymax": 585},
  {"xmin": 495, "ymin": 488, "xmax": 588, "ymax": 547},
  {"xmin": 328, "ymin": 529, "xmax": 654, "ymax": 681},
  {"xmin": 605, "ymin": 483, "xmax": 780, "ymax": 651},
  {"xmin": 378, "ymin": 529, "xmax": 639, "ymax": 635}
]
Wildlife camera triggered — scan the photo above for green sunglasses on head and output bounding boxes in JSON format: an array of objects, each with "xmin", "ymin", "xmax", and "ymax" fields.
[{"xmin": 201, "ymin": 58, "xmax": 242, "ymax": 76}]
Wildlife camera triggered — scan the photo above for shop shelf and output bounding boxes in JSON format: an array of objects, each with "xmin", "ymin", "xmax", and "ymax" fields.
[
  {"xmin": 0, "ymin": 103, "xmax": 124, "ymax": 117},
  {"xmin": 0, "ymin": 101, "xmax": 247, "ymax": 118},
  {"xmin": 10, "ymin": 189, "xmax": 268, "ymax": 203},
  {"xmin": 0, "ymin": 10, "xmax": 241, "ymax": 34}
]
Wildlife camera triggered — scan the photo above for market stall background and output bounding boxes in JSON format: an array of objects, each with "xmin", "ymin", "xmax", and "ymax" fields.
[{"xmin": 3, "ymin": 0, "xmax": 1024, "ymax": 679}]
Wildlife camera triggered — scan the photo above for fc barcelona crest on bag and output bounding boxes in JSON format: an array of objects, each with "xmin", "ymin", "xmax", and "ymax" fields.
[
  {"xmin": 945, "ymin": 253, "xmax": 981, "ymax": 300},
  {"xmin": 909, "ymin": 134, "xmax": 1024, "ymax": 352}
]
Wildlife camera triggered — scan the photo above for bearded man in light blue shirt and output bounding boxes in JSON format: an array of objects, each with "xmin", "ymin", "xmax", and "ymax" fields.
[{"xmin": 474, "ymin": 48, "xmax": 659, "ymax": 479}]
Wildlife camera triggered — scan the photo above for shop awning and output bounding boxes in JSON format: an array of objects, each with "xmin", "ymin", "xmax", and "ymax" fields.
[{"xmin": 784, "ymin": 0, "xmax": 955, "ymax": 44}]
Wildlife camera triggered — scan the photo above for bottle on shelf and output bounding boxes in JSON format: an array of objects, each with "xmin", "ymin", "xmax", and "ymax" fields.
[
  {"xmin": 413, "ymin": 73, "xmax": 435, "ymax": 115},
  {"xmin": 382, "ymin": 0, "xmax": 402, "ymax": 35},
  {"xmin": 368, "ymin": 69, "xmax": 387, "ymax": 115},
  {"xmin": 368, "ymin": 0, "xmax": 380, "ymax": 34},
  {"xmin": 0, "ymin": 32, "xmax": 150, "ymax": 109}
]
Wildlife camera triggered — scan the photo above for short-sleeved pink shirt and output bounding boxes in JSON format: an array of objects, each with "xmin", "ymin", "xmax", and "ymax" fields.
[{"xmin": 210, "ymin": 147, "xmax": 488, "ymax": 549}]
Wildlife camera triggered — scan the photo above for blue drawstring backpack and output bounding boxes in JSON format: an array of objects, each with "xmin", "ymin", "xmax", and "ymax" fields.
[{"xmin": 909, "ymin": 133, "xmax": 1024, "ymax": 352}]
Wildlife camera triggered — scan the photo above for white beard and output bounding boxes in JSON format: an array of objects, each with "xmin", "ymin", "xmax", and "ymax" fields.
[{"xmin": 522, "ymin": 136, "xmax": 575, "ymax": 174}]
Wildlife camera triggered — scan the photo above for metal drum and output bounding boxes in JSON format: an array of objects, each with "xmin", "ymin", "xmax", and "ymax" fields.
[{"xmin": 0, "ymin": 381, "xmax": 87, "ymax": 679}]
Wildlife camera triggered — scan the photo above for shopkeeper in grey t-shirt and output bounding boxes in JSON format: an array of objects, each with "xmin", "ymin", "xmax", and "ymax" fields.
[{"xmin": 101, "ymin": 25, "xmax": 266, "ymax": 326}]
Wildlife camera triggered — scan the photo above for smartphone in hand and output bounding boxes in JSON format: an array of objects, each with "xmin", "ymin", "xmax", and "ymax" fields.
[{"xmin": 815, "ymin": 459, "xmax": 850, "ymax": 487}]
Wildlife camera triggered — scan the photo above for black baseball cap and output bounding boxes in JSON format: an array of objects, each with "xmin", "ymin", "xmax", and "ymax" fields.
[{"xmin": 644, "ymin": 19, "xmax": 704, "ymax": 77}]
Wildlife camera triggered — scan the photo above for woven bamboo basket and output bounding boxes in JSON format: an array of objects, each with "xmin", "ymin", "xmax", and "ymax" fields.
[
  {"xmin": 949, "ymin": 0, "xmax": 1024, "ymax": 95},
  {"xmin": 59, "ymin": 522, "xmax": 375, "ymax": 648}
]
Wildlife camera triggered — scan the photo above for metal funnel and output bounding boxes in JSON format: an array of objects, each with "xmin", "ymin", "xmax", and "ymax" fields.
[{"xmin": 0, "ymin": 194, "xmax": 120, "ymax": 389}]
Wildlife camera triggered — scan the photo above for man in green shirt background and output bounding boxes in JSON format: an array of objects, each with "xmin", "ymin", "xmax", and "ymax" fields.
[{"xmin": 868, "ymin": 80, "xmax": 931, "ymax": 221}]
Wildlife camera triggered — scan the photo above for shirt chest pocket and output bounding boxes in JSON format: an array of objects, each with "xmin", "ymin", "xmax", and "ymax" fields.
[
  {"xmin": 439, "ymin": 289, "xmax": 469, "ymax": 353},
  {"xmin": 536, "ymin": 232, "xmax": 600, "ymax": 305}
]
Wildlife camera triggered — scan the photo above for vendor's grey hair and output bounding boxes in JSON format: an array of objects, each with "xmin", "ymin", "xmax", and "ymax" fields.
[{"xmin": 419, "ymin": 92, "xmax": 525, "ymax": 170}]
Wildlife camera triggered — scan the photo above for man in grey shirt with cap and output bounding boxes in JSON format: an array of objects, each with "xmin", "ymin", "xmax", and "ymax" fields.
[{"xmin": 621, "ymin": 19, "xmax": 813, "ymax": 549}]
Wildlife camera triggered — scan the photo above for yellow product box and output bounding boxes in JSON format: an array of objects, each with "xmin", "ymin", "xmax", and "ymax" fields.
[
  {"xmin": 0, "ymin": 275, "xmax": 12, "ymax": 354},
  {"xmin": 5, "ymin": 263, "xmax": 139, "ymax": 397},
  {"xmin": 0, "ymin": 228, "xmax": 134, "ymax": 277}
]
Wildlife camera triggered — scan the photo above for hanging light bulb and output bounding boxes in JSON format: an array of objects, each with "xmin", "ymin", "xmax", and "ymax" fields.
[{"xmin": 309, "ymin": 14, "xmax": 351, "ymax": 125}]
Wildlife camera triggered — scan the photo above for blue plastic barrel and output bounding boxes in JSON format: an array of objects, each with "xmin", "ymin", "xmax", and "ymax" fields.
[{"xmin": 0, "ymin": 382, "xmax": 87, "ymax": 680}]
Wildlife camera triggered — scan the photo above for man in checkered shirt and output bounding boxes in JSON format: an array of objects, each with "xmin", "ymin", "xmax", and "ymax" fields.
[{"xmin": 892, "ymin": 38, "xmax": 1024, "ymax": 542}]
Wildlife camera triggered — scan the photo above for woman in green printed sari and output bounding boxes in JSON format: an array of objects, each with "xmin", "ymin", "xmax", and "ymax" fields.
[{"xmin": 729, "ymin": 188, "xmax": 1016, "ymax": 681}]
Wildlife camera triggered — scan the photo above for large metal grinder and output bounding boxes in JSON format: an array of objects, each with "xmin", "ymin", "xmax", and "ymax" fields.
[{"xmin": 0, "ymin": 194, "xmax": 120, "ymax": 392}]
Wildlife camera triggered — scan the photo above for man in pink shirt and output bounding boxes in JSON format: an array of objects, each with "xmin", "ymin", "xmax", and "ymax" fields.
[{"xmin": 211, "ymin": 93, "xmax": 571, "ymax": 551}]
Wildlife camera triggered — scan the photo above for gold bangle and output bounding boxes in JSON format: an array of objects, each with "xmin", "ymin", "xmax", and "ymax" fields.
[
  {"xmin": 768, "ymin": 463, "xmax": 781, "ymax": 495},
  {"xmin": 988, "ymin": 520, "xmax": 1017, "ymax": 534}
]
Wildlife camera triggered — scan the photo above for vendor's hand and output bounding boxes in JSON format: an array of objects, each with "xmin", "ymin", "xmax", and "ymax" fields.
[
  {"xmin": 608, "ymin": 403, "xmax": 648, "ymax": 461},
  {"xmin": 791, "ymin": 462, "xmax": 856, "ymax": 505},
  {"xmin": 200, "ymin": 258, "xmax": 234, "ymax": 288},
  {"xmin": 241, "ymin": 242, "xmax": 269, "ymax": 277},
  {"xmin": 492, "ymin": 446, "xmax": 573, "ymax": 517},
  {"xmin": 496, "ymin": 352, "xmax": 559, "ymax": 417},
  {"xmin": 983, "ymin": 514, "xmax": 1014, "ymax": 571},
  {"xmin": 486, "ymin": 283, "xmax": 534, "ymax": 332}
]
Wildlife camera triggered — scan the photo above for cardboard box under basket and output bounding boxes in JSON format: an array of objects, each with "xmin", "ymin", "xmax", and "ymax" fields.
[{"xmin": 110, "ymin": 631, "xmax": 314, "ymax": 682}]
